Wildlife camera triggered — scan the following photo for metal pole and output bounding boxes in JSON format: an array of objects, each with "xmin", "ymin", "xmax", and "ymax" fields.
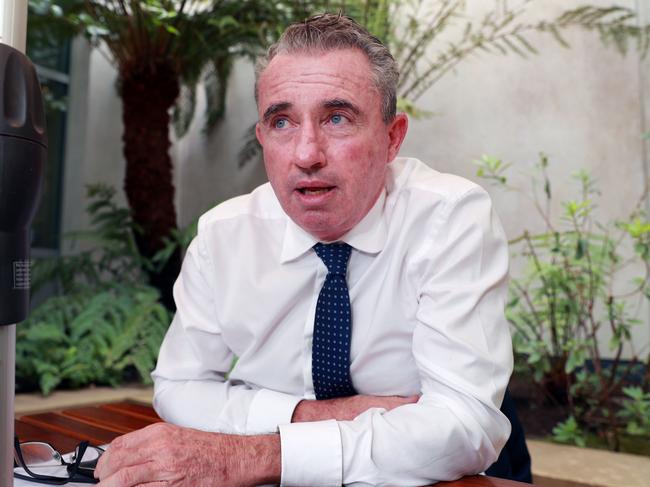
[
  {"xmin": 0, "ymin": 325, "xmax": 15, "ymax": 487},
  {"xmin": 0, "ymin": 2, "xmax": 29, "ymax": 486},
  {"xmin": 0, "ymin": 0, "xmax": 27, "ymax": 52}
]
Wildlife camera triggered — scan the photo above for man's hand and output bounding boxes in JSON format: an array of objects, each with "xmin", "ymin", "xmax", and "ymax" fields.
[
  {"xmin": 292, "ymin": 394, "xmax": 420, "ymax": 422},
  {"xmin": 94, "ymin": 422, "xmax": 280, "ymax": 487}
]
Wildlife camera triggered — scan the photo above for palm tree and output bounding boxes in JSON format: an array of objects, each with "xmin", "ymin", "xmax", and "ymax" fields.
[{"xmin": 32, "ymin": 0, "xmax": 284, "ymax": 308}]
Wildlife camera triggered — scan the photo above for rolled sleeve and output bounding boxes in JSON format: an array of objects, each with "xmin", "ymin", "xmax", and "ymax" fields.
[
  {"xmin": 279, "ymin": 420, "xmax": 342, "ymax": 486},
  {"xmin": 247, "ymin": 389, "xmax": 303, "ymax": 433}
]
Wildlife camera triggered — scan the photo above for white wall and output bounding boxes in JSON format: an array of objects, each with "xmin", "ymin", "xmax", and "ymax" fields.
[
  {"xmin": 60, "ymin": 39, "xmax": 124, "ymax": 243},
  {"xmin": 60, "ymin": 0, "xmax": 650, "ymax": 356},
  {"xmin": 174, "ymin": 61, "xmax": 266, "ymax": 225}
]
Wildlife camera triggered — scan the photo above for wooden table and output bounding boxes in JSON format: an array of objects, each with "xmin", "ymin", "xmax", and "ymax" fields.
[{"xmin": 14, "ymin": 402, "xmax": 532, "ymax": 486}]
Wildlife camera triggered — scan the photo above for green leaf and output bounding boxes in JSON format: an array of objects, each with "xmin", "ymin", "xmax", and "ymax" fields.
[
  {"xmin": 552, "ymin": 417, "xmax": 586, "ymax": 447},
  {"xmin": 575, "ymin": 238, "xmax": 586, "ymax": 260},
  {"xmin": 39, "ymin": 372, "xmax": 61, "ymax": 396},
  {"xmin": 165, "ymin": 25, "xmax": 180, "ymax": 35},
  {"xmin": 544, "ymin": 180, "xmax": 552, "ymax": 200},
  {"xmin": 396, "ymin": 97, "xmax": 434, "ymax": 119},
  {"xmin": 471, "ymin": 154, "xmax": 510, "ymax": 186}
]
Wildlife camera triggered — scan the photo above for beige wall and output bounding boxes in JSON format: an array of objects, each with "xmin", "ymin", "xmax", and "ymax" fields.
[
  {"xmin": 60, "ymin": 39, "xmax": 124, "ymax": 242},
  {"xmin": 60, "ymin": 0, "xmax": 650, "ymax": 355},
  {"xmin": 174, "ymin": 61, "xmax": 267, "ymax": 224},
  {"xmin": 405, "ymin": 0, "xmax": 644, "ymax": 237}
]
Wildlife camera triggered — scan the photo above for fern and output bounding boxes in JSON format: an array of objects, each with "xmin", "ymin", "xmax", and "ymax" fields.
[{"xmin": 16, "ymin": 185, "xmax": 172, "ymax": 395}]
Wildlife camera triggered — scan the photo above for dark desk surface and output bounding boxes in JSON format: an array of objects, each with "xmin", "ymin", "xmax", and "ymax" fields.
[{"xmin": 15, "ymin": 402, "xmax": 533, "ymax": 486}]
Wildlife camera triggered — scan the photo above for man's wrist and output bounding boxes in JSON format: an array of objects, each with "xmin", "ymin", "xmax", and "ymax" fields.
[
  {"xmin": 237, "ymin": 434, "xmax": 282, "ymax": 485},
  {"xmin": 292, "ymin": 399, "xmax": 309, "ymax": 422},
  {"xmin": 292, "ymin": 399, "xmax": 333, "ymax": 422}
]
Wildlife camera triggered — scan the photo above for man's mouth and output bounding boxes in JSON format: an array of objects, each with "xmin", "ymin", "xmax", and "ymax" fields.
[
  {"xmin": 294, "ymin": 184, "xmax": 337, "ymax": 204},
  {"xmin": 298, "ymin": 187, "xmax": 334, "ymax": 195}
]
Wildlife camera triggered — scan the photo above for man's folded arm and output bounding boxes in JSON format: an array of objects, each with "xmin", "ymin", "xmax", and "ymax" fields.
[
  {"xmin": 151, "ymin": 234, "xmax": 303, "ymax": 435},
  {"xmin": 152, "ymin": 336, "xmax": 302, "ymax": 434},
  {"xmin": 280, "ymin": 187, "xmax": 514, "ymax": 486}
]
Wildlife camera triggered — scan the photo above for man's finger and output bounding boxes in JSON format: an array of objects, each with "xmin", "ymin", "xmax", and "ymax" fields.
[
  {"xmin": 97, "ymin": 462, "xmax": 159, "ymax": 487},
  {"xmin": 95, "ymin": 446, "xmax": 153, "ymax": 480},
  {"xmin": 96, "ymin": 423, "xmax": 176, "ymax": 478}
]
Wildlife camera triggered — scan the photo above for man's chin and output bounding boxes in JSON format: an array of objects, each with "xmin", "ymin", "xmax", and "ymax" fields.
[{"xmin": 294, "ymin": 214, "xmax": 347, "ymax": 242}]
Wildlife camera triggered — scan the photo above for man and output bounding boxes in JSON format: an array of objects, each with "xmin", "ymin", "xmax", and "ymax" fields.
[{"xmin": 95, "ymin": 13, "xmax": 513, "ymax": 486}]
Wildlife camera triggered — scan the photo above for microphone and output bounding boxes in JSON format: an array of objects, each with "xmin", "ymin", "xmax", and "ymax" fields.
[{"xmin": 0, "ymin": 43, "xmax": 47, "ymax": 487}]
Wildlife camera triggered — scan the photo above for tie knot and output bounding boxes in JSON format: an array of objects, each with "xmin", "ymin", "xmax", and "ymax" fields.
[{"xmin": 313, "ymin": 242, "xmax": 352, "ymax": 275}]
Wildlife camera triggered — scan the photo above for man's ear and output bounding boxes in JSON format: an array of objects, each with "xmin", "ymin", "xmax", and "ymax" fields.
[
  {"xmin": 387, "ymin": 113, "xmax": 408, "ymax": 162},
  {"xmin": 255, "ymin": 122, "xmax": 264, "ymax": 146}
]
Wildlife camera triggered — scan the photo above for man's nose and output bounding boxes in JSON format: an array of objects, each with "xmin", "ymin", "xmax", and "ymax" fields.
[{"xmin": 293, "ymin": 123, "xmax": 325, "ymax": 170}]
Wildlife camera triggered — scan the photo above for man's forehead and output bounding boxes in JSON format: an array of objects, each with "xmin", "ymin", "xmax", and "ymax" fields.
[
  {"xmin": 257, "ymin": 49, "xmax": 378, "ymax": 110},
  {"xmin": 267, "ymin": 47, "xmax": 370, "ymax": 69},
  {"xmin": 262, "ymin": 50, "xmax": 373, "ymax": 87}
]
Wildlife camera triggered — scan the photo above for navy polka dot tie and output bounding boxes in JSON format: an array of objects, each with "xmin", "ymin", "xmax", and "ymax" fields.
[{"xmin": 312, "ymin": 242, "xmax": 357, "ymax": 399}]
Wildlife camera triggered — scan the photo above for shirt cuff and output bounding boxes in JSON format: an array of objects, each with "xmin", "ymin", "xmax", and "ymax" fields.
[
  {"xmin": 279, "ymin": 420, "xmax": 342, "ymax": 487},
  {"xmin": 246, "ymin": 389, "xmax": 303, "ymax": 433}
]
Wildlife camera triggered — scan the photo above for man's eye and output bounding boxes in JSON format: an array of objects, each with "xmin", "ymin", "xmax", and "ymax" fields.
[
  {"xmin": 330, "ymin": 114, "xmax": 345, "ymax": 125},
  {"xmin": 274, "ymin": 118, "xmax": 289, "ymax": 129}
]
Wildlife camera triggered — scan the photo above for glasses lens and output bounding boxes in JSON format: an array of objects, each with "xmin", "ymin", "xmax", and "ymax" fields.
[{"xmin": 15, "ymin": 442, "xmax": 62, "ymax": 468}]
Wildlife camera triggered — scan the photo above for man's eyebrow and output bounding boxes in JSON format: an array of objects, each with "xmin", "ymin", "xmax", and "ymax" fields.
[
  {"xmin": 322, "ymin": 99, "xmax": 360, "ymax": 115},
  {"xmin": 262, "ymin": 102, "xmax": 292, "ymax": 123}
]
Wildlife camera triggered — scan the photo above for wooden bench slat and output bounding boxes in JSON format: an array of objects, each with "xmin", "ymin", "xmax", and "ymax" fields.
[
  {"xmin": 439, "ymin": 476, "xmax": 528, "ymax": 486},
  {"xmin": 14, "ymin": 419, "xmax": 80, "ymax": 453},
  {"xmin": 100, "ymin": 402, "xmax": 160, "ymax": 421},
  {"xmin": 61, "ymin": 406, "xmax": 159, "ymax": 434},
  {"xmin": 19, "ymin": 412, "xmax": 122, "ymax": 445}
]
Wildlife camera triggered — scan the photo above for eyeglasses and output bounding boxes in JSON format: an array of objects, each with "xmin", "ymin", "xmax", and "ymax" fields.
[{"xmin": 14, "ymin": 436, "xmax": 104, "ymax": 485}]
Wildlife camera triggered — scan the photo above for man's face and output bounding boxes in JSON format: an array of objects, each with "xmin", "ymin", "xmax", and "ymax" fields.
[{"xmin": 256, "ymin": 48, "xmax": 407, "ymax": 241}]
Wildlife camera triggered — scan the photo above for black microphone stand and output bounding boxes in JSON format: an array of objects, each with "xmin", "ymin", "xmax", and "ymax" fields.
[{"xmin": 0, "ymin": 42, "xmax": 47, "ymax": 487}]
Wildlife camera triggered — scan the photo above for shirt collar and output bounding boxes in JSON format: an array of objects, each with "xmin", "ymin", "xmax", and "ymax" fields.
[{"xmin": 279, "ymin": 190, "xmax": 388, "ymax": 263}]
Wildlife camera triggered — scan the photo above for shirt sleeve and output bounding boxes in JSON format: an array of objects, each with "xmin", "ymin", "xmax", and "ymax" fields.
[
  {"xmin": 279, "ymin": 187, "xmax": 513, "ymax": 486},
  {"xmin": 151, "ymin": 231, "xmax": 302, "ymax": 435}
]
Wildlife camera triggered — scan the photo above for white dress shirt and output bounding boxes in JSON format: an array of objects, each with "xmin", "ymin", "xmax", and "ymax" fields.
[{"xmin": 151, "ymin": 157, "xmax": 513, "ymax": 486}]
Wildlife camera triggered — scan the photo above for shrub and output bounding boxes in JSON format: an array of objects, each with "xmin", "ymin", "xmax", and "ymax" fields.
[{"xmin": 474, "ymin": 154, "xmax": 650, "ymax": 450}]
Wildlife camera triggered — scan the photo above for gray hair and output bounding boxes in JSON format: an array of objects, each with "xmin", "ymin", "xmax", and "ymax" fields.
[{"xmin": 255, "ymin": 13, "xmax": 399, "ymax": 124}]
